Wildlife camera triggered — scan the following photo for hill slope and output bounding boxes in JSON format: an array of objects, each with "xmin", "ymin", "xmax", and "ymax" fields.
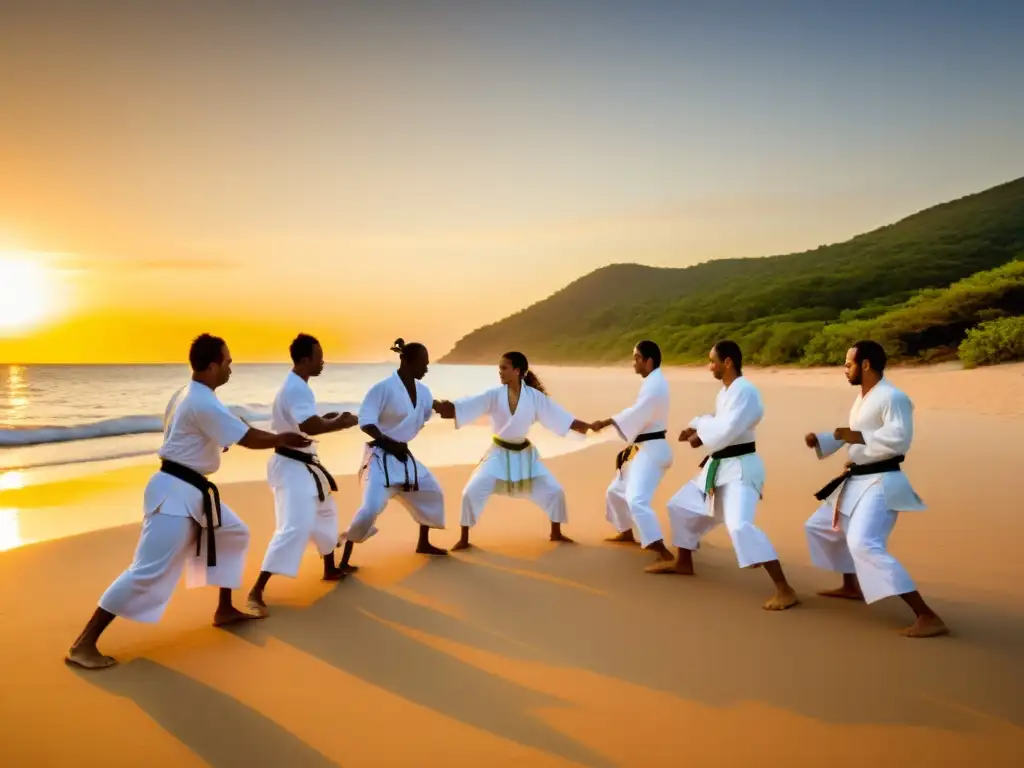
[{"xmin": 442, "ymin": 176, "xmax": 1024, "ymax": 366}]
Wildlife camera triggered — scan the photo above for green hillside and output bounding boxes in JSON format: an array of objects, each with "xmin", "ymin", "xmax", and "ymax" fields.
[{"xmin": 442, "ymin": 176, "xmax": 1024, "ymax": 367}]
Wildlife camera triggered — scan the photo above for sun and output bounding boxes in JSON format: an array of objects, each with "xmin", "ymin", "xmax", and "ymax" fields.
[{"xmin": 0, "ymin": 254, "xmax": 57, "ymax": 335}]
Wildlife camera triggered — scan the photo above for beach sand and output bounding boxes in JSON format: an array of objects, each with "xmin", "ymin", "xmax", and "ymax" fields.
[{"xmin": 1, "ymin": 363, "xmax": 1022, "ymax": 766}]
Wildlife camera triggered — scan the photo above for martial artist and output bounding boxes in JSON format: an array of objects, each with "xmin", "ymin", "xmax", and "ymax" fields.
[
  {"xmin": 657, "ymin": 341, "xmax": 799, "ymax": 611},
  {"xmin": 804, "ymin": 340, "xmax": 948, "ymax": 637},
  {"xmin": 591, "ymin": 340, "xmax": 675, "ymax": 562},
  {"xmin": 65, "ymin": 334, "xmax": 312, "ymax": 670},
  {"xmin": 247, "ymin": 333, "xmax": 358, "ymax": 616},
  {"xmin": 338, "ymin": 338, "xmax": 447, "ymax": 568},
  {"xmin": 434, "ymin": 351, "xmax": 590, "ymax": 550}
]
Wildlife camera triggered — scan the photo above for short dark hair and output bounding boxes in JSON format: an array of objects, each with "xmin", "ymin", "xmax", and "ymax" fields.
[
  {"xmin": 290, "ymin": 333, "xmax": 320, "ymax": 364},
  {"xmin": 636, "ymin": 340, "xmax": 661, "ymax": 368},
  {"xmin": 713, "ymin": 340, "xmax": 743, "ymax": 373},
  {"xmin": 189, "ymin": 333, "xmax": 226, "ymax": 372},
  {"xmin": 852, "ymin": 340, "xmax": 887, "ymax": 373}
]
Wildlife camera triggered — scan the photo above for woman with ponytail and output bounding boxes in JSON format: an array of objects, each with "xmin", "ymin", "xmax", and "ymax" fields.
[
  {"xmin": 338, "ymin": 337, "xmax": 448, "ymax": 570},
  {"xmin": 433, "ymin": 351, "xmax": 590, "ymax": 549}
]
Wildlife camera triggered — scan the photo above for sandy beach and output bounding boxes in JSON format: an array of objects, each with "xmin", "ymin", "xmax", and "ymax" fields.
[{"xmin": 1, "ymin": 362, "xmax": 1023, "ymax": 767}]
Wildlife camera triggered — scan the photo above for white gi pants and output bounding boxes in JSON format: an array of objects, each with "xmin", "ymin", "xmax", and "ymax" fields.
[
  {"xmin": 260, "ymin": 484, "xmax": 339, "ymax": 577},
  {"xmin": 99, "ymin": 505, "xmax": 249, "ymax": 623},
  {"xmin": 804, "ymin": 482, "xmax": 916, "ymax": 604},
  {"xmin": 666, "ymin": 480, "xmax": 778, "ymax": 568},
  {"xmin": 342, "ymin": 450, "xmax": 445, "ymax": 544},
  {"xmin": 605, "ymin": 440, "xmax": 672, "ymax": 548},
  {"xmin": 460, "ymin": 469, "xmax": 567, "ymax": 528}
]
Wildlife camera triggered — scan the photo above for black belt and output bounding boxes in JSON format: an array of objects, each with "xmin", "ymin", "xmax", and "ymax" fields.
[
  {"xmin": 493, "ymin": 436, "xmax": 532, "ymax": 452},
  {"xmin": 275, "ymin": 446, "xmax": 338, "ymax": 502},
  {"xmin": 814, "ymin": 455, "xmax": 905, "ymax": 501},
  {"xmin": 698, "ymin": 441, "xmax": 757, "ymax": 468},
  {"xmin": 369, "ymin": 440, "xmax": 419, "ymax": 491},
  {"xmin": 697, "ymin": 442, "xmax": 757, "ymax": 494},
  {"xmin": 615, "ymin": 430, "xmax": 667, "ymax": 471},
  {"xmin": 159, "ymin": 459, "xmax": 220, "ymax": 568}
]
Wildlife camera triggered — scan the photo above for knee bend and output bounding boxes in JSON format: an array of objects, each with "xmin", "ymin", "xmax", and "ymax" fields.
[
  {"xmin": 625, "ymin": 496, "xmax": 652, "ymax": 514},
  {"xmin": 848, "ymin": 537, "xmax": 886, "ymax": 561}
]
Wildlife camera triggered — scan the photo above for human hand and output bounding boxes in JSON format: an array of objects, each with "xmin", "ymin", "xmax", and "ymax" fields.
[
  {"xmin": 804, "ymin": 433, "xmax": 819, "ymax": 449},
  {"xmin": 590, "ymin": 419, "xmax": 611, "ymax": 432},
  {"xmin": 337, "ymin": 412, "xmax": 358, "ymax": 429},
  {"xmin": 279, "ymin": 432, "xmax": 314, "ymax": 449},
  {"xmin": 679, "ymin": 427, "xmax": 696, "ymax": 442},
  {"xmin": 323, "ymin": 411, "xmax": 339, "ymax": 420},
  {"xmin": 687, "ymin": 432, "xmax": 703, "ymax": 448}
]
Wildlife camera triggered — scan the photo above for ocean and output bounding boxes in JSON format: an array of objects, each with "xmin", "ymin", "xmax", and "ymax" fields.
[{"xmin": 0, "ymin": 362, "xmax": 608, "ymax": 489}]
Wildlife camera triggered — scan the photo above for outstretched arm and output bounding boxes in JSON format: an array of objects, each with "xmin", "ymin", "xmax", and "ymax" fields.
[
  {"xmin": 238, "ymin": 428, "xmax": 312, "ymax": 450},
  {"xmin": 433, "ymin": 400, "xmax": 456, "ymax": 419},
  {"xmin": 299, "ymin": 412, "xmax": 358, "ymax": 436}
]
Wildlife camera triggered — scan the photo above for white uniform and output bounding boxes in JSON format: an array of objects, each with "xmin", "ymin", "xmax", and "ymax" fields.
[
  {"xmin": 804, "ymin": 377, "xmax": 923, "ymax": 604},
  {"xmin": 453, "ymin": 384, "xmax": 577, "ymax": 528},
  {"xmin": 99, "ymin": 381, "xmax": 251, "ymax": 623},
  {"xmin": 259, "ymin": 372, "xmax": 338, "ymax": 577},
  {"xmin": 665, "ymin": 376, "xmax": 778, "ymax": 568},
  {"xmin": 341, "ymin": 372, "xmax": 445, "ymax": 543},
  {"xmin": 605, "ymin": 368, "xmax": 673, "ymax": 547}
]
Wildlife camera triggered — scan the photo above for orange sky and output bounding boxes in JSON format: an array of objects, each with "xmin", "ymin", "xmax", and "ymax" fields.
[{"xmin": 2, "ymin": 3, "xmax": 1023, "ymax": 363}]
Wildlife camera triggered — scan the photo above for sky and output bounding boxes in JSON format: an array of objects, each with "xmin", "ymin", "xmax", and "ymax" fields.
[{"xmin": 1, "ymin": 0, "xmax": 1022, "ymax": 363}]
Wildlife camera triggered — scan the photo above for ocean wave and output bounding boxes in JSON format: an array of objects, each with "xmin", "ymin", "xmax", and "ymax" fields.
[{"xmin": 0, "ymin": 402, "xmax": 359, "ymax": 448}]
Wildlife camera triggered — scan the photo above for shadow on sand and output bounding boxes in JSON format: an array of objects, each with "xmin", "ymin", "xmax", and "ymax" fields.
[
  {"xmin": 233, "ymin": 541, "xmax": 1024, "ymax": 737},
  {"xmin": 73, "ymin": 658, "xmax": 340, "ymax": 768}
]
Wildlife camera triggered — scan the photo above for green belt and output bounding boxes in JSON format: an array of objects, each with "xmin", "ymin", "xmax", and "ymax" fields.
[
  {"xmin": 698, "ymin": 442, "xmax": 757, "ymax": 494},
  {"xmin": 491, "ymin": 436, "xmax": 533, "ymax": 495}
]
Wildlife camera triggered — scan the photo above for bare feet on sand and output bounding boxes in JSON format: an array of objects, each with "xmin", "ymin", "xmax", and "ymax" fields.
[
  {"xmin": 548, "ymin": 523, "xmax": 574, "ymax": 543},
  {"xmin": 416, "ymin": 542, "xmax": 449, "ymax": 556},
  {"xmin": 321, "ymin": 567, "xmax": 347, "ymax": 582},
  {"xmin": 644, "ymin": 558, "xmax": 694, "ymax": 575},
  {"xmin": 763, "ymin": 589, "xmax": 800, "ymax": 611},
  {"xmin": 605, "ymin": 530, "xmax": 638, "ymax": 544},
  {"xmin": 451, "ymin": 539, "xmax": 473, "ymax": 551},
  {"xmin": 818, "ymin": 586, "xmax": 865, "ymax": 601},
  {"xmin": 900, "ymin": 615, "xmax": 950, "ymax": 638},
  {"xmin": 245, "ymin": 596, "xmax": 270, "ymax": 618},
  {"xmin": 213, "ymin": 606, "xmax": 264, "ymax": 627},
  {"xmin": 65, "ymin": 646, "xmax": 118, "ymax": 670}
]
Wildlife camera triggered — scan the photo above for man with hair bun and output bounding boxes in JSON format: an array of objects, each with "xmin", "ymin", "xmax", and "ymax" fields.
[{"xmin": 338, "ymin": 338, "xmax": 447, "ymax": 570}]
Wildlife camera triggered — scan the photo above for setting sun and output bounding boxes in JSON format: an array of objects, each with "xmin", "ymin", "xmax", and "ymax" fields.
[{"xmin": 0, "ymin": 254, "xmax": 57, "ymax": 336}]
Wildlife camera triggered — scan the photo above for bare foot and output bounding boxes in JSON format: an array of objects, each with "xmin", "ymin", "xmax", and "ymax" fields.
[
  {"xmin": 645, "ymin": 559, "xmax": 693, "ymax": 575},
  {"xmin": 817, "ymin": 586, "xmax": 864, "ymax": 601},
  {"xmin": 214, "ymin": 605, "xmax": 264, "ymax": 627},
  {"xmin": 605, "ymin": 531, "xmax": 637, "ymax": 544},
  {"xmin": 340, "ymin": 563, "xmax": 360, "ymax": 574},
  {"xmin": 416, "ymin": 542, "xmax": 449, "ymax": 556},
  {"xmin": 763, "ymin": 589, "xmax": 800, "ymax": 611},
  {"xmin": 900, "ymin": 615, "xmax": 950, "ymax": 638},
  {"xmin": 65, "ymin": 646, "xmax": 118, "ymax": 670},
  {"xmin": 451, "ymin": 540, "xmax": 472, "ymax": 551},
  {"xmin": 322, "ymin": 568, "xmax": 347, "ymax": 582},
  {"xmin": 550, "ymin": 532, "xmax": 575, "ymax": 543}
]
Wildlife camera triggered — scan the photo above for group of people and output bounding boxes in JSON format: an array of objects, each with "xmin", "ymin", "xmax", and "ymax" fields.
[{"xmin": 65, "ymin": 331, "xmax": 949, "ymax": 670}]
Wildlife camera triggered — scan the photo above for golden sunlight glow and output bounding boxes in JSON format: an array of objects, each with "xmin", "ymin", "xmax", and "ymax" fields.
[
  {"xmin": 0, "ymin": 472, "xmax": 27, "ymax": 492},
  {"xmin": 0, "ymin": 509, "xmax": 23, "ymax": 551},
  {"xmin": 0, "ymin": 255, "xmax": 55, "ymax": 336}
]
